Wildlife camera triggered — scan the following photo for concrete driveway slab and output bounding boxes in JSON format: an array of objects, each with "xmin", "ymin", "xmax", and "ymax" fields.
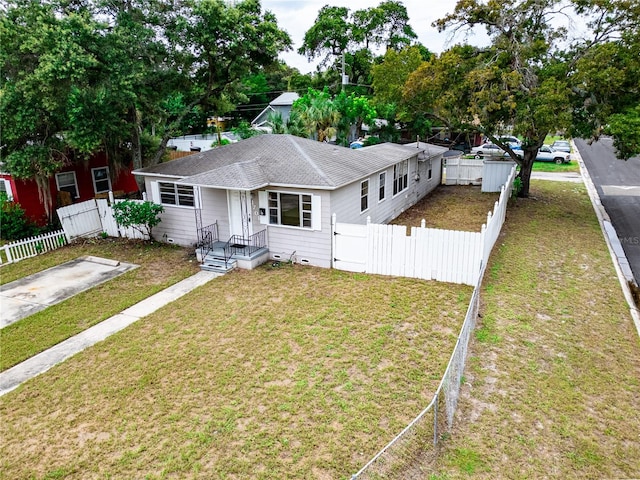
[{"xmin": 0, "ymin": 255, "xmax": 138, "ymax": 328}]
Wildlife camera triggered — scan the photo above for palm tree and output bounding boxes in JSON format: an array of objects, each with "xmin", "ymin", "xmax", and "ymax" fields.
[
  {"xmin": 266, "ymin": 111, "xmax": 286, "ymax": 134},
  {"xmin": 292, "ymin": 89, "xmax": 341, "ymax": 142}
]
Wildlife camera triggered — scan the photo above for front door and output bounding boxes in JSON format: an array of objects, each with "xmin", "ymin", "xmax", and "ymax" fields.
[{"xmin": 227, "ymin": 190, "xmax": 252, "ymax": 240}]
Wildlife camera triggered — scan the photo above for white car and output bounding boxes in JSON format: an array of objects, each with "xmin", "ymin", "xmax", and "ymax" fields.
[
  {"xmin": 471, "ymin": 143, "xmax": 523, "ymax": 159},
  {"xmin": 536, "ymin": 145, "xmax": 571, "ymax": 164}
]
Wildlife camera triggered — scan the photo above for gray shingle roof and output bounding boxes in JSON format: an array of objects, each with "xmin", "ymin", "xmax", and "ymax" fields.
[
  {"xmin": 269, "ymin": 92, "xmax": 299, "ymax": 106},
  {"xmin": 134, "ymin": 134, "xmax": 426, "ymax": 191}
]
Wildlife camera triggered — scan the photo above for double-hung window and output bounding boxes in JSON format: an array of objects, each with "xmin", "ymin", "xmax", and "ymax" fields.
[
  {"xmin": 378, "ymin": 172, "xmax": 386, "ymax": 202},
  {"xmin": 0, "ymin": 178, "xmax": 13, "ymax": 200},
  {"xmin": 158, "ymin": 182, "xmax": 195, "ymax": 207},
  {"xmin": 393, "ymin": 160, "xmax": 409, "ymax": 195},
  {"xmin": 91, "ymin": 167, "xmax": 111, "ymax": 194},
  {"xmin": 268, "ymin": 191, "xmax": 312, "ymax": 228},
  {"xmin": 55, "ymin": 171, "xmax": 79, "ymax": 199},
  {"xmin": 360, "ymin": 180, "xmax": 369, "ymax": 212}
]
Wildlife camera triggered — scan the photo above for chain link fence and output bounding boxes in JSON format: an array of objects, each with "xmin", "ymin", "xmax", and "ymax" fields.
[
  {"xmin": 351, "ymin": 168, "xmax": 516, "ymax": 479},
  {"xmin": 351, "ymin": 282, "xmax": 481, "ymax": 479}
]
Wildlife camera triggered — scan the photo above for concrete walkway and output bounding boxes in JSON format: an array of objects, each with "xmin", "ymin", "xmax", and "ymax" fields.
[{"xmin": 0, "ymin": 270, "xmax": 220, "ymax": 396}]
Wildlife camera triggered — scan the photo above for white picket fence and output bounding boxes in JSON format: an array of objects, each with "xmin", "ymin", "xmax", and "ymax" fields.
[
  {"xmin": 57, "ymin": 197, "xmax": 147, "ymax": 241},
  {"xmin": 332, "ymin": 165, "xmax": 517, "ymax": 286},
  {"xmin": 0, "ymin": 230, "xmax": 68, "ymax": 265}
]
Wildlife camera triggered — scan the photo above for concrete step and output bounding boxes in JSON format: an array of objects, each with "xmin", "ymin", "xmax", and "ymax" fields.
[{"xmin": 200, "ymin": 256, "xmax": 236, "ymax": 274}]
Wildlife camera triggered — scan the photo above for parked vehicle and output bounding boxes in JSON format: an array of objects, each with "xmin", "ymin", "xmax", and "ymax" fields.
[
  {"xmin": 550, "ymin": 140, "xmax": 571, "ymax": 153},
  {"xmin": 536, "ymin": 145, "xmax": 571, "ymax": 164},
  {"xmin": 498, "ymin": 135, "xmax": 521, "ymax": 146},
  {"xmin": 471, "ymin": 143, "xmax": 523, "ymax": 159}
]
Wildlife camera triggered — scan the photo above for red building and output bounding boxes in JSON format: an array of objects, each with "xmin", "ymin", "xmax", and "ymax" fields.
[{"xmin": 0, "ymin": 152, "xmax": 139, "ymax": 225}]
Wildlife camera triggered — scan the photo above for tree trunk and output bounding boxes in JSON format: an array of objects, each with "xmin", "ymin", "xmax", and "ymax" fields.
[
  {"xmin": 131, "ymin": 108, "xmax": 145, "ymax": 192},
  {"xmin": 518, "ymin": 151, "xmax": 535, "ymax": 197}
]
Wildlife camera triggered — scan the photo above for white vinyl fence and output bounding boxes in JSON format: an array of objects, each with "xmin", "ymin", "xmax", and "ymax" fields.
[
  {"xmin": 444, "ymin": 157, "xmax": 484, "ymax": 185},
  {"xmin": 0, "ymin": 230, "xmax": 68, "ymax": 265},
  {"xmin": 333, "ymin": 165, "xmax": 517, "ymax": 286},
  {"xmin": 57, "ymin": 197, "xmax": 147, "ymax": 241},
  {"xmin": 350, "ymin": 165, "xmax": 518, "ymax": 479}
]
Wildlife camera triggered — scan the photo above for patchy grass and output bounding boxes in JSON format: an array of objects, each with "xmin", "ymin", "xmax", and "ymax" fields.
[
  {"xmin": 430, "ymin": 181, "xmax": 640, "ymax": 478},
  {"xmin": 0, "ymin": 265, "xmax": 472, "ymax": 479},
  {"xmin": 392, "ymin": 185, "xmax": 499, "ymax": 231},
  {"xmin": 0, "ymin": 238, "xmax": 200, "ymax": 371}
]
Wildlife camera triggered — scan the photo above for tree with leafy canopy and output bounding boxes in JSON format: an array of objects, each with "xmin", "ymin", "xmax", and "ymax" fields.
[
  {"xmin": 334, "ymin": 92, "xmax": 377, "ymax": 145},
  {"xmin": 570, "ymin": 25, "xmax": 640, "ymax": 160},
  {"xmin": 298, "ymin": 0, "xmax": 417, "ymax": 87},
  {"xmin": 403, "ymin": 0, "xmax": 640, "ymax": 197},
  {"xmin": 1, "ymin": 0, "xmax": 291, "ymax": 216}
]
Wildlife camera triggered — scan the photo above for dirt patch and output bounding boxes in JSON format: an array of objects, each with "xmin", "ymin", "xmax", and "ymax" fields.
[{"xmin": 392, "ymin": 185, "xmax": 500, "ymax": 231}]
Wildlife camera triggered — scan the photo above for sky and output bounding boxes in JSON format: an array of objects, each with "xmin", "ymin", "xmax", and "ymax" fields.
[{"xmin": 260, "ymin": 0, "xmax": 485, "ymax": 74}]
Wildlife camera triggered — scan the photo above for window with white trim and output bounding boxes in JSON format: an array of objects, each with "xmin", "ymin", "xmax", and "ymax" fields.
[
  {"xmin": 378, "ymin": 172, "xmax": 386, "ymax": 201},
  {"xmin": 91, "ymin": 167, "xmax": 112, "ymax": 194},
  {"xmin": 158, "ymin": 182, "xmax": 195, "ymax": 207},
  {"xmin": 0, "ymin": 178, "xmax": 12, "ymax": 200},
  {"xmin": 360, "ymin": 179, "xmax": 369, "ymax": 212},
  {"xmin": 55, "ymin": 171, "xmax": 79, "ymax": 199},
  {"xmin": 393, "ymin": 160, "xmax": 408, "ymax": 195},
  {"xmin": 268, "ymin": 191, "xmax": 312, "ymax": 228}
]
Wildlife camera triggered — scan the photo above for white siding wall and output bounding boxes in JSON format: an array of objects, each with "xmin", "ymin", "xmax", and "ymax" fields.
[
  {"xmin": 415, "ymin": 157, "xmax": 442, "ymax": 199},
  {"xmin": 200, "ymin": 188, "xmax": 230, "ymax": 239},
  {"xmin": 258, "ymin": 188, "xmax": 332, "ymax": 268},
  {"xmin": 331, "ymin": 156, "xmax": 442, "ymax": 226},
  {"xmin": 144, "ymin": 177, "xmax": 198, "ymax": 246}
]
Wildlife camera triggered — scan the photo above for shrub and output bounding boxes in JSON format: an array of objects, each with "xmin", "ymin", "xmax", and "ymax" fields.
[
  {"xmin": 112, "ymin": 200, "xmax": 164, "ymax": 241},
  {"xmin": 0, "ymin": 193, "xmax": 40, "ymax": 240}
]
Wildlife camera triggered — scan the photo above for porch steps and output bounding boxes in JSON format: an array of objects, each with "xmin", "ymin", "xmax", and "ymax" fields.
[{"xmin": 200, "ymin": 255, "xmax": 237, "ymax": 274}]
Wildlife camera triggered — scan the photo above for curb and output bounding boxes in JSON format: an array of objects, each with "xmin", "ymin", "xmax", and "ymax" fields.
[{"xmin": 572, "ymin": 141, "xmax": 640, "ymax": 337}]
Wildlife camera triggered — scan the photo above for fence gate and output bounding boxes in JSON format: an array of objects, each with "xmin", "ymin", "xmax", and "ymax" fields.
[
  {"xmin": 445, "ymin": 158, "xmax": 484, "ymax": 185},
  {"xmin": 332, "ymin": 222, "xmax": 368, "ymax": 272},
  {"xmin": 57, "ymin": 200, "xmax": 102, "ymax": 239}
]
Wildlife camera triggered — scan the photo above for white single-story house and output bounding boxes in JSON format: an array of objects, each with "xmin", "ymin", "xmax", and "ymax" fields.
[
  {"xmin": 251, "ymin": 92, "xmax": 299, "ymax": 131},
  {"xmin": 134, "ymin": 134, "xmax": 447, "ymax": 270}
]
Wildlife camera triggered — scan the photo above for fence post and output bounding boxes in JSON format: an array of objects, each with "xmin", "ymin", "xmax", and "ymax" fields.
[
  {"xmin": 433, "ymin": 391, "xmax": 439, "ymax": 446},
  {"xmin": 421, "ymin": 219, "xmax": 426, "ymax": 228},
  {"xmin": 331, "ymin": 213, "xmax": 337, "ymax": 268}
]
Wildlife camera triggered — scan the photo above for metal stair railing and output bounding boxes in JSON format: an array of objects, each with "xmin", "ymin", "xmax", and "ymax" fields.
[{"xmin": 196, "ymin": 222, "xmax": 219, "ymax": 262}]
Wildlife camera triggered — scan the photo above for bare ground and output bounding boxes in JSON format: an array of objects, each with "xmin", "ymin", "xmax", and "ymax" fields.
[{"xmin": 392, "ymin": 185, "xmax": 500, "ymax": 231}]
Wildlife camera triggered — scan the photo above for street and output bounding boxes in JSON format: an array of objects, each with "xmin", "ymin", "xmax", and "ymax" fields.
[{"xmin": 575, "ymin": 137, "xmax": 640, "ymax": 286}]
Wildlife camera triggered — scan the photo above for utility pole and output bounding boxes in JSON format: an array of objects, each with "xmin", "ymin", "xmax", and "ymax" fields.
[{"xmin": 341, "ymin": 52, "xmax": 348, "ymax": 91}]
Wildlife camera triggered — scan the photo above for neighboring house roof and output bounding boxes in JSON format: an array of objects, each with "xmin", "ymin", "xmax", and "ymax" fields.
[
  {"xmin": 268, "ymin": 92, "xmax": 299, "ymax": 106},
  {"xmin": 134, "ymin": 134, "xmax": 436, "ymax": 191},
  {"xmin": 402, "ymin": 142, "xmax": 450, "ymax": 160},
  {"xmin": 251, "ymin": 92, "xmax": 300, "ymax": 128}
]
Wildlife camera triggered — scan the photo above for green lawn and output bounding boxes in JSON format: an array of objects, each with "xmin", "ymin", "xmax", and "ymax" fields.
[
  {"xmin": 0, "ymin": 238, "xmax": 200, "ymax": 370},
  {"xmin": 531, "ymin": 160, "xmax": 579, "ymax": 172},
  {"xmin": 0, "ymin": 265, "xmax": 471, "ymax": 479},
  {"xmin": 430, "ymin": 181, "xmax": 640, "ymax": 478}
]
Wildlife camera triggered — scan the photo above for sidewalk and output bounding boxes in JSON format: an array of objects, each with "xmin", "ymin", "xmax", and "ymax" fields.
[{"xmin": 0, "ymin": 270, "xmax": 220, "ymax": 396}]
